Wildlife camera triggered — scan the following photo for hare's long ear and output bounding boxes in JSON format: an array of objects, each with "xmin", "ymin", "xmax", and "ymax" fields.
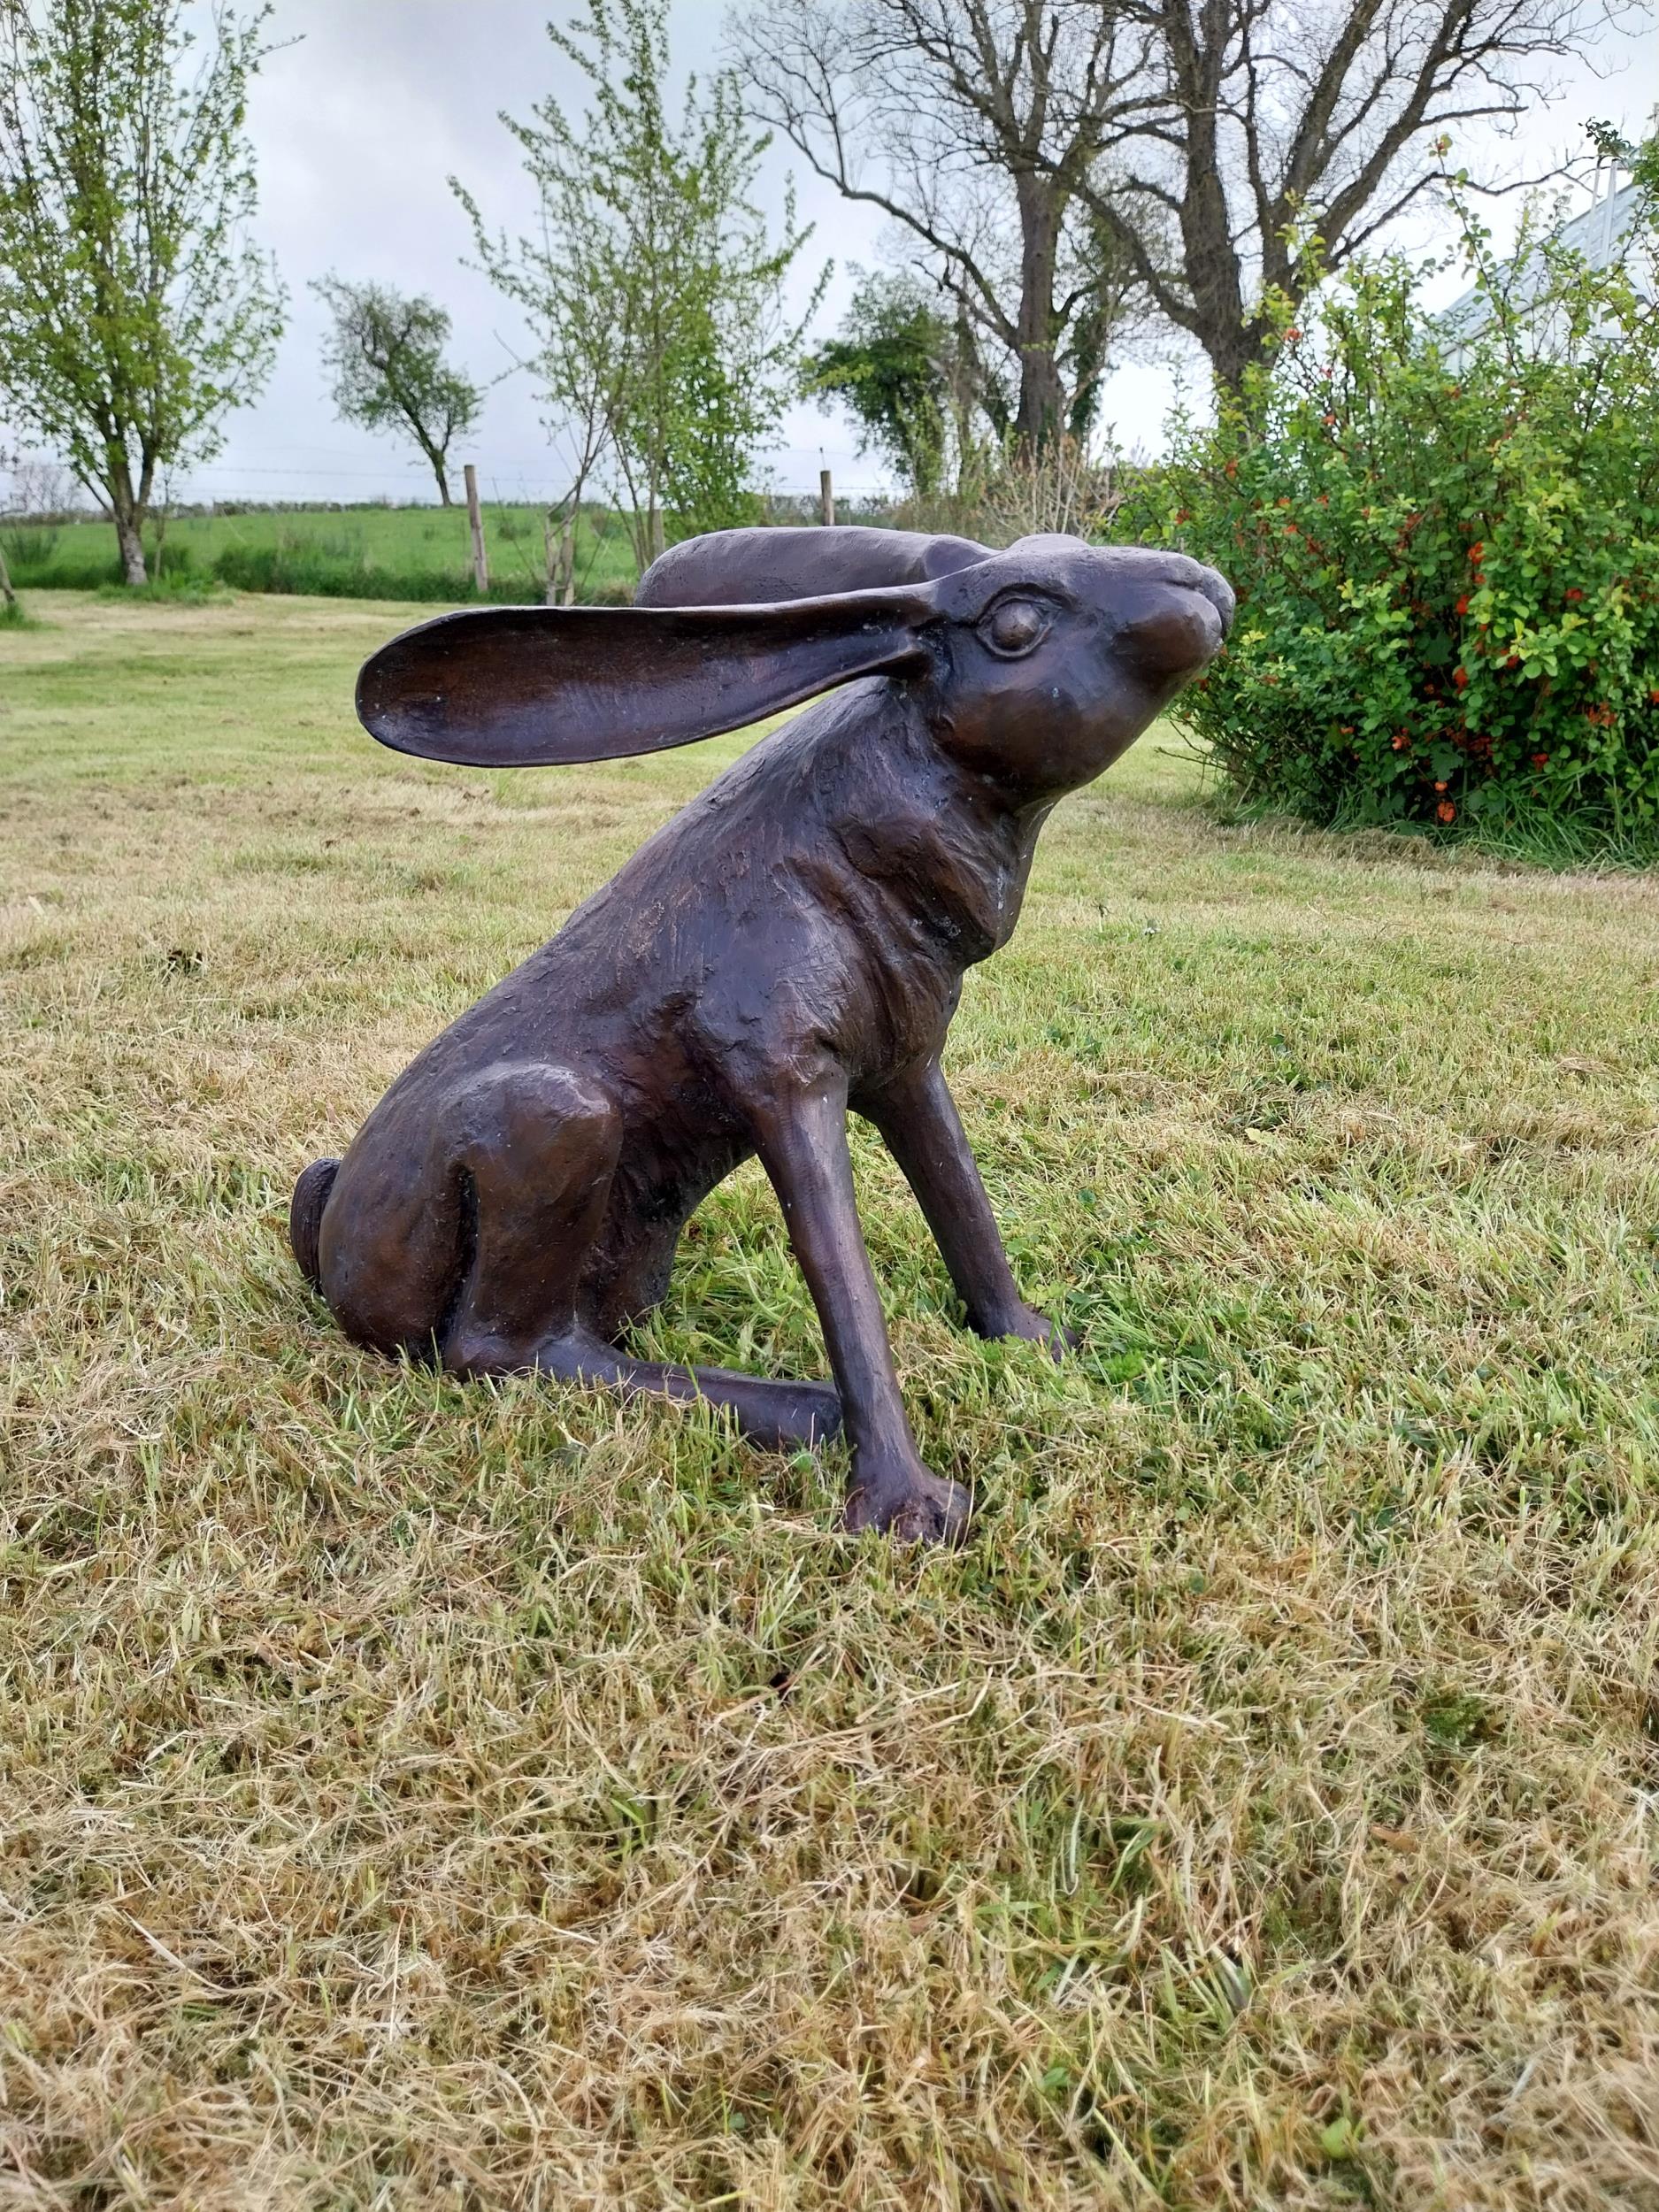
[{"xmin": 356, "ymin": 591, "xmax": 935, "ymax": 769}]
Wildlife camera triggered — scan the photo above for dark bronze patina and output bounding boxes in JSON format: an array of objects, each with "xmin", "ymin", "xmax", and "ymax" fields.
[{"xmin": 290, "ymin": 526, "xmax": 1233, "ymax": 1543}]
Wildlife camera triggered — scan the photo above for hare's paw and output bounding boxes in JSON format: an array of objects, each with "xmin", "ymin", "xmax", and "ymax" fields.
[
  {"xmin": 993, "ymin": 1302, "xmax": 1081, "ymax": 1360},
  {"xmin": 843, "ymin": 1462, "xmax": 972, "ymax": 1548}
]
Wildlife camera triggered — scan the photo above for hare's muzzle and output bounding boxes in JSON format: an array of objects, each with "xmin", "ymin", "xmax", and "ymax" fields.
[{"xmin": 1119, "ymin": 559, "xmax": 1235, "ymax": 683}]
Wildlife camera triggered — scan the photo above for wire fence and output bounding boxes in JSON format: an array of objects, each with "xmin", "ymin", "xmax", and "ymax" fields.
[
  {"xmin": 0, "ymin": 480, "xmax": 896, "ymax": 520},
  {"xmin": 0, "ymin": 442, "xmax": 895, "ymax": 520}
]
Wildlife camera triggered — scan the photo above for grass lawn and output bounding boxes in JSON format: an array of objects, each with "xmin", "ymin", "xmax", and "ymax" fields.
[
  {"xmin": 4, "ymin": 592, "xmax": 1658, "ymax": 2209},
  {"xmin": 0, "ymin": 502, "xmax": 640, "ymax": 605}
]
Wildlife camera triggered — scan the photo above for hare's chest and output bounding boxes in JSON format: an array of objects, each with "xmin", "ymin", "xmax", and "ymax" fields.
[{"xmin": 835, "ymin": 803, "xmax": 1030, "ymax": 964}]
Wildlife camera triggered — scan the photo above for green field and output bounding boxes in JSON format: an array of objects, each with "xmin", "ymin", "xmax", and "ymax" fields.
[
  {"xmin": 0, "ymin": 499, "xmax": 640, "ymax": 604},
  {"xmin": 4, "ymin": 592, "xmax": 1658, "ymax": 2208}
]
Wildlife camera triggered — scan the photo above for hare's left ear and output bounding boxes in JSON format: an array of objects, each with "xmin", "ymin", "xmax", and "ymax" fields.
[{"xmin": 356, "ymin": 590, "xmax": 935, "ymax": 769}]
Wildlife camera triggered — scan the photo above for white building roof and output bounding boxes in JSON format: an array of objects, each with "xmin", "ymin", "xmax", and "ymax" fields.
[{"xmin": 1437, "ymin": 175, "xmax": 1645, "ymax": 349}]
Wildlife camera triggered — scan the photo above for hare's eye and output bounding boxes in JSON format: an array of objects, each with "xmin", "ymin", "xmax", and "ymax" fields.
[{"xmin": 979, "ymin": 597, "xmax": 1050, "ymax": 657}]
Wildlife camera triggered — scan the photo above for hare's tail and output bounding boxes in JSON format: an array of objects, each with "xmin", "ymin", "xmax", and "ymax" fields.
[{"xmin": 289, "ymin": 1156, "xmax": 340, "ymax": 1292}]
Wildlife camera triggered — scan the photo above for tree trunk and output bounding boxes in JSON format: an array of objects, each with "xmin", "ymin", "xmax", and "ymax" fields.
[
  {"xmin": 0, "ymin": 540, "xmax": 16, "ymax": 611},
  {"xmin": 1206, "ymin": 328, "xmax": 1249, "ymax": 403},
  {"xmin": 558, "ymin": 511, "xmax": 577, "ymax": 605},
  {"xmin": 543, "ymin": 506, "xmax": 579, "ymax": 606},
  {"xmin": 104, "ymin": 449, "xmax": 153, "ymax": 587},
  {"xmin": 1203, "ymin": 303, "xmax": 1277, "ymax": 415},
  {"xmin": 1016, "ymin": 346, "xmax": 1066, "ymax": 450},
  {"xmin": 113, "ymin": 504, "xmax": 149, "ymax": 587},
  {"xmin": 1013, "ymin": 177, "xmax": 1064, "ymax": 450},
  {"xmin": 1172, "ymin": 50, "xmax": 1259, "ymax": 411},
  {"xmin": 648, "ymin": 492, "xmax": 665, "ymax": 566}
]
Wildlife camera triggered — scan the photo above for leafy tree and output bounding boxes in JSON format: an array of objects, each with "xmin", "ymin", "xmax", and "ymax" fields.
[
  {"xmin": 312, "ymin": 277, "xmax": 480, "ymax": 507},
  {"xmin": 802, "ymin": 271, "xmax": 962, "ymax": 498},
  {"xmin": 457, "ymin": 0, "xmax": 821, "ymax": 576},
  {"xmin": 1123, "ymin": 151, "xmax": 1659, "ymax": 849},
  {"xmin": 0, "ymin": 0, "xmax": 283, "ymax": 586}
]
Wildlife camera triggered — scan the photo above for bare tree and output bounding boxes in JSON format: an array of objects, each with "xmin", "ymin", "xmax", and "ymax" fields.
[
  {"xmin": 1076, "ymin": 0, "xmax": 1627, "ymax": 396},
  {"xmin": 730, "ymin": 0, "xmax": 1152, "ymax": 446},
  {"xmin": 3, "ymin": 449, "xmax": 74, "ymax": 517}
]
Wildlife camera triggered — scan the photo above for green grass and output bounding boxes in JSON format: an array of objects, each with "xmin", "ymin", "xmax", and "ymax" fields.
[
  {"xmin": 4, "ymin": 592, "xmax": 1659, "ymax": 2208},
  {"xmin": 0, "ymin": 500, "xmax": 639, "ymax": 605}
]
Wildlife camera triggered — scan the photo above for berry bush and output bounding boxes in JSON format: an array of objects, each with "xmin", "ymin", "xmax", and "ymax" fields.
[{"xmin": 1122, "ymin": 152, "xmax": 1659, "ymax": 851}]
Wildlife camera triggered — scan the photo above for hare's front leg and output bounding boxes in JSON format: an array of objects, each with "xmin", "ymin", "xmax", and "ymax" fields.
[
  {"xmin": 864, "ymin": 1058, "xmax": 1075, "ymax": 1355},
  {"xmin": 752, "ymin": 1077, "xmax": 971, "ymax": 1546}
]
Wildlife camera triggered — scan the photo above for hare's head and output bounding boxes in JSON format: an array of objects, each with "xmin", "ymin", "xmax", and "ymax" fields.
[
  {"xmin": 918, "ymin": 535, "xmax": 1233, "ymax": 796},
  {"xmin": 355, "ymin": 526, "xmax": 1231, "ymax": 790}
]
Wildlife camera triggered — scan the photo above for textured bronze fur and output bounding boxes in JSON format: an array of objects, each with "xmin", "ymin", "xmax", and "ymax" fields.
[{"xmin": 290, "ymin": 526, "xmax": 1233, "ymax": 1542}]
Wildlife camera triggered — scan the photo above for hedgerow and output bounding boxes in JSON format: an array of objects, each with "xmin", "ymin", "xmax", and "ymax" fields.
[{"xmin": 1125, "ymin": 147, "xmax": 1659, "ymax": 849}]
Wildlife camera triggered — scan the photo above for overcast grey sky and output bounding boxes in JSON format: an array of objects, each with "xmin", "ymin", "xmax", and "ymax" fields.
[
  {"xmin": 205, "ymin": 0, "xmax": 896, "ymax": 506},
  {"xmin": 9, "ymin": 0, "xmax": 1658, "ymax": 508}
]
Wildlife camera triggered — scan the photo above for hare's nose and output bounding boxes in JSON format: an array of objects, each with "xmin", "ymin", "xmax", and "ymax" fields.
[
  {"xmin": 1153, "ymin": 555, "xmax": 1234, "ymax": 638},
  {"xmin": 1194, "ymin": 565, "xmax": 1235, "ymax": 635},
  {"xmin": 1123, "ymin": 580, "xmax": 1229, "ymax": 680}
]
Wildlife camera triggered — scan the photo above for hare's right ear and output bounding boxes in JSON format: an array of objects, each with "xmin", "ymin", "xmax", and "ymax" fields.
[{"xmin": 356, "ymin": 589, "xmax": 936, "ymax": 768}]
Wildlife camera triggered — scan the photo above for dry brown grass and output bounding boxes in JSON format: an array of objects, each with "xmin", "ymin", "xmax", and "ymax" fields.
[{"xmin": 3, "ymin": 592, "xmax": 1659, "ymax": 2209}]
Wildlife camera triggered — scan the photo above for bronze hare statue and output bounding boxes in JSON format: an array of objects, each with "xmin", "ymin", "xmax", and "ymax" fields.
[{"xmin": 291, "ymin": 526, "xmax": 1233, "ymax": 1543}]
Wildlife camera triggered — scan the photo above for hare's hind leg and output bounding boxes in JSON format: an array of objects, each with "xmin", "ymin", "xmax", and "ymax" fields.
[
  {"xmin": 442, "ymin": 1065, "xmax": 841, "ymax": 1451},
  {"xmin": 439, "ymin": 1063, "xmax": 623, "ymax": 1376}
]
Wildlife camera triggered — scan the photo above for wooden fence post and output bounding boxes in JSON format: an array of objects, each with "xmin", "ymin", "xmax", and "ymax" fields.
[
  {"xmin": 465, "ymin": 465, "xmax": 488, "ymax": 593},
  {"xmin": 818, "ymin": 468, "xmax": 835, "ymax": 527}
]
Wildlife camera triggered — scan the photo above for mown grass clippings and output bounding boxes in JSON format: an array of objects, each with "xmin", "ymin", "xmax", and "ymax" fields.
[{"xmin": 3, "ymin": 592, "xmax": 1658, "ymax": 2209}]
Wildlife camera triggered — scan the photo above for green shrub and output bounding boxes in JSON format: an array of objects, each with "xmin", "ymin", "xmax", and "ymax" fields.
[
  {"xmin": 1123, "ymin": 152, "xmax": 1659, "ymax": 848},
  {"xmin": 2, "ymin": 519, "xmax": 57, "ymax": 573}
]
